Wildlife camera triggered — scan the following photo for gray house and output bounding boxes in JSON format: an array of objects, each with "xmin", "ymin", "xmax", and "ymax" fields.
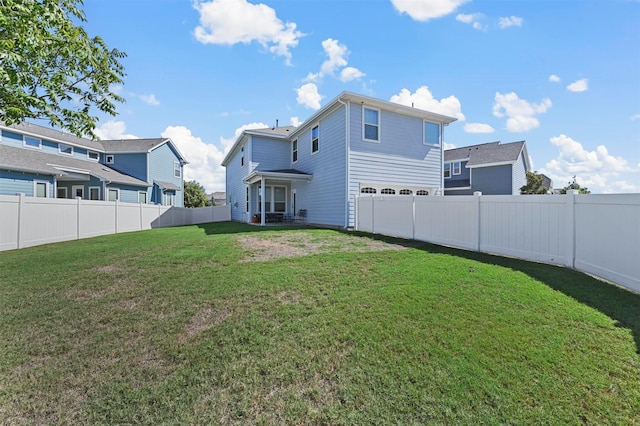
[
  {"xmin": 444, "ymin": 141, "xmax": 530, "ymax": 195},
  {"xmin": 0, "ymin": 122, "xmax": 187, "ymax": 205},
  {"xmin": 222, "ymin": 91, "xmax": 457, "ymax": 228}
]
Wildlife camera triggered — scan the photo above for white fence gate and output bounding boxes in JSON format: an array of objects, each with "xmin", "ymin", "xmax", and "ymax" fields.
[
  {"xmin": 356, "ymin": 192, "xmax": 640, "ymax": 294},
  {"xmin": 0, "ymin": 194, "xmax": 231, "ymax": 252}
]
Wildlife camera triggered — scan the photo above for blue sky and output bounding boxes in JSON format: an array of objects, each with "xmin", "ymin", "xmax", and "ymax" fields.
[{"xmin": 82, "ymin": 0, "xmax": 640, "ymax": 193}]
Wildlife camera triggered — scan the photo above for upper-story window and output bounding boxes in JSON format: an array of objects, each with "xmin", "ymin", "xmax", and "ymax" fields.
[
  {"xmin": 453, "ymin": 161, "xmax": 461, "ymax": 175},
  {"xmin": 292, "ymin": 139, "xmax": 298, "ymax": 162},
  {"xmin": 444, "ymin": 161, "xmax": 461, "ymax": 179},
  {"xmin": 174, "ymin": 161, "xmax": 181, "ymax": 178},
  {"xmin": 311, "ymin": 125, "xmax": 319, "ymax": 153},
  {"xmin": 106, "ymin": 155, "xmax": 114, "ymax": 164},
  {"xmin": 88, "ymin": 151, "xmax": 99, "ymax": 161},
  {"xmin": 59, "ymin": 143, "xmax": 73, "ymax": 155},
  {"xmin": 23, "ymin": 136, "xmax": 42, "ymax": 149},
  {"xmin": 241, "ymin": 147, "xmax": 244, "ymax": 166},
  {"xmin": 424, "ymin": 121, "xmax": 440, "ymax": 145},
  {"xmin": 444, "ymin": 163, "xmax": 451, "ymax": 178},
  {"xmin": 363, "ymin": 107, "xmax": 380, "ymax": 142}
]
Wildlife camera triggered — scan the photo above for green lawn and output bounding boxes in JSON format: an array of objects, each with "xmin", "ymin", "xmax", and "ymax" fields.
[{"xmin": 1, "ymin": 222, "xmax": 638, "ymax": 425}]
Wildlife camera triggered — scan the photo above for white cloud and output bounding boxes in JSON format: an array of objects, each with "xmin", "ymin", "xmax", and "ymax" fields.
[
  {"xmin": 193, "ymin": 0, "xmax": 304, "ymax": 65},
  {"xmin": 94, "ymin": 120, "xmax": 138, "ymax": 140},
  {"xmin": 492, "ymin": 92, "xmax": 551, "ymax": 132},
  {"xmin": 391, "ymin": 0, "xmax": 470, "ymax": 21},
  {"xmin": 632, "ymin": 114, "xmax": 640, "ymax": 121},
  {"xmin": 498, "ymin": 16, "xmax": 523, "ymax": 29},
  {"xmin": 290, "ymin": 117, "xmax": 302, "ymax": 127},
  {"xmin": 139, "ymin": 94, "xmax": 160, "ymax": 106},
  {"xmin": 549, "ymin": 74, "xmax": 561, "ymax": 83},
  {"xmin": 542, "ymin": 134, "xmax": 638, "ymax": 193},
  {"xmin": 443, "ymin": 141, "xmax": 456, "ymax": 150},
  {"xmin": 340, "ymin": 66, "xmax": 366, "ymax": 82},
  {"xmin": 296, "ymin": 83, "xmax": 323, "ymax": 110},
  {"xmin": 456, "ymin": 13, "xmax": 487, "ymax": 31},
  {"xmin": 390, "ymin": 86, "xmax": 465, "ymax": 121},
  {"xmin": 567, "ymin": 78, "xmax": 589, "ymax": 92},
  {"xmin": 463, "ymin": 122, "xmax": 495, "ymax": 133},
  {"xmin": 319, "ymin": 38, "xmax": 348, "ymax": 77}
]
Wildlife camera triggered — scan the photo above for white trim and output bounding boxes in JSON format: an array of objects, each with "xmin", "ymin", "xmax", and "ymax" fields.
[
  {"xmin": 423, "ymin": 120, "xmax": 441, "ymax": 146},
  {"xmin": 89, "ymin": 186, "xmax": 100, "ymax": 200},
  {"xmin": 33, "ymin": 181, "xmax": 49, "ymax": 198},
  {"xmin": 72, "ymin": 185, "xmax": 84, "ymax": 199},
  {"xmin": 362, "ymin": 106, "xmax": 380, "ymax": 143},
  {"xmin": 138, "ymin": 191, "xmax": 148, "ymax": 204},
  {"xmin": 87, "ymin": 151, "xmax": 99, "ymax": 161},
  {"xmin": 107, "ymin": 188, "xmax": 120, "ymax": 201},
  {"xmin": 58, "ymin": 143, "xmax": 73, "ymax": 156},
  {"xmin": 292, "ymin": 138, "xmax": 298, "ymax": 163},
  {"xmin": 311, "ymin": 124, "xmax": 320, "ymax": 154},
  {"xmin": 174, "ymin": 161, "xmax": 181, "ymax": 178},
  {"xmin": 106, "ymin": 154, "xmax": 114, "ymax": 164},
  {"xmin": 23, "ymin": 135, "xmax": 42, "ymax": 149}
]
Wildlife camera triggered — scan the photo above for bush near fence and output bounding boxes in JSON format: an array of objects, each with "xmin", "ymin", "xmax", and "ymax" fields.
[
  {"xmin": 356, "ymin": 192, "xmax": 640, "ymax": 294},
  {"xmin": 0, "ymin": 194, "xmax": 231, "ymax": 251}
]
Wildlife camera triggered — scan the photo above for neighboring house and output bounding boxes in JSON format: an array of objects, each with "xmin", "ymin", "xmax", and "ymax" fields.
[
  {"xmin": 444, "ymin": 141, "xmax": 530, "ymax": 195},
  {"xmin": 209, "ymin": 191, "xmax": 227, "ymax": 206},
  {"xmin": 222, "ymin": 91, "xmax": 457, "ymax": 228},
  {"xmin": 0, "ymin": 122, "xmax": 187, "ymax": 206}
]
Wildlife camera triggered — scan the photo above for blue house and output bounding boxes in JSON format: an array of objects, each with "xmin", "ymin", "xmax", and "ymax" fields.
[
  {"xmin": 444, "ymin": 141, "xmax": 530, "ymax": 195},
  {"xmin": 222, "ymin": 91, "xmax": 457, "ymax": 228},
  {"xmin": 0, "ymin": 122, "xmax": 187, "ymax": 206}
]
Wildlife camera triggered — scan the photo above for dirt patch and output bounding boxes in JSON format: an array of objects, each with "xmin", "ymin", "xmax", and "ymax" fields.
[
  {"xmin": 178, "ymin": 306, "xmax": 230, "ymax": 342},
  {"xmin": 237, "ymin": 231, "xmax": 407, "ymax": 262}
]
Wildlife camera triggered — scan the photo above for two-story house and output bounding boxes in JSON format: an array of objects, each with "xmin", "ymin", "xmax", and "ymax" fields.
[
  {"xmin": 222, "ymin": 91, "xmax": 457, "ymax": 228},
  {"xmin": 443, "ymin": 141, "xmax": 530, "ymax": 195},
  {"xmin": 0, "ymin": 122, "xmax": 187, "ymax": 206}
]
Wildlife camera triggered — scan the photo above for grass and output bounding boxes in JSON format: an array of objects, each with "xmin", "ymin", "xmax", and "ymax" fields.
[{"xmin": 1, "ymin": 222, "xmax": 638, "ymax": 425}]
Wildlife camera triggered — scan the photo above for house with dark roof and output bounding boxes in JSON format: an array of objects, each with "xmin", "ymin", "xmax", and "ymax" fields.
[
  {"xmin": 444, "ymin": 141, "xmax": 530, "ymax": 195},
  {"xmin": 0, "ymin": 122, "xmax": 187, "ymax": 206},
  {"xmin": 222, "ymin": 91, "xmax": 457, "ymax": 228}
]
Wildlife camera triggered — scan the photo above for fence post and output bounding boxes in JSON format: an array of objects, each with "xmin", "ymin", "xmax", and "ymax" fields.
[
  {"xmin": 77, "ymin": 197, "xmax": 81, "ymax": 240},
  {"xmin": 115, "ymin": 199, "xmax": 119, "ymax": 234},
  {"xmin": 474, "ymin": 192, "xmax": 482, "ymax": 252},
  {"xmin": 565, "ymin": 190, "xmax": 577, "ymax": 269},
  {"xmin": 17, "ymin": 193, "xmax": 25, "ymax": 249},
  {"xmin": 412, "ymin": 195, "xmax": 416, "ymax": 240}
]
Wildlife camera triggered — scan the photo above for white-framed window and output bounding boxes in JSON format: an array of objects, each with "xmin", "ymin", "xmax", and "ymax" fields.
[
  {"xmin": 416, "ymin": 190, "xmax": 429, "ymax": 196},
  {"xmin": 453, "ymin": 161, "xmax": 461, "ymax": 175},
  {"xmin": 108, "ymin": 188, "xmax": 119, "ymax": 201},
  {"xmin": 363, "ymin": 107, "xmax": 380, "ymax": 142},
  {"xmin": 138, "ymin": 191, "xmax": 148, "ymax": 203},
  {"xmin": 166, "ymin": 193, "xmax": 175, "ymax": 206},
  {"xmin": 23, "ymin": 136, "xmax": 42, "ymax": 149},
  {"xmin": 424, "ymin": 121, "xmax": 440, "ymax": 145},
  {"xmin": 246, "ymin": 187, "xmax": 249, "ymax": 212},
  {"xmin": 241, "ymin": 147, "xmax": 244, "ymax": 166},
  {"xmin": 59, "ymin": 143, "xmax": 73, "ymax": 155},
  {"xmin": 399, "ymin": 189, "xmax": 413, "ymax": 195},
  {"xmin": 292, "ymin": 139, "xmax": 298, "ymax": 163},
  {"xmin": 106, "ymin": 155, "xmax": 114, "ymax": 164},
  {"xmin": 89, "ymin": 187, "xmax": 100, "ymax": 200},
  {"xmin": 88, "ymin": 151, "xmax": 99, "ymax": 161},
  {"xmin": 257, "ymin": 185, "xmax": 287, "ymax": 212},
  {"xmin": 57, "ymin": 187, "xmax": 67, "ymax": 198},
  {"xmin": 34, "ymin": 181, "xmax": 49, "ymax": 198},
  {"xmin": 311, "ymin": 125, "xmax": 319, "ymax": 153},
  {"xmin": 174, "ymin": 161, "xmax": 181, "ymax": 178},
  {"xmin": 360, "ymin": 187, "xmax": 377, "ymax": 194},
  {"xmin": 444, "ymin": 163, "xmax": 451, "ymax": 179},
  {"xmin": 381, "ymin": 188, "xmax": 396, "ymax": 194},
  {"xmin": 72, "ymin": 185, "xmax": 84, "ymax": 199}
]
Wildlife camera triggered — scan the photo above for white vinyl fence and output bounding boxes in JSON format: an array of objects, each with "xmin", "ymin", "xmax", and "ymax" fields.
[
  {"xmin": 356, "ymin": 192, "xmax": 640, "ymax": 294},
  {"xmin": 0, "ymin": 194, "xmax": 231, "ymax": 252}
]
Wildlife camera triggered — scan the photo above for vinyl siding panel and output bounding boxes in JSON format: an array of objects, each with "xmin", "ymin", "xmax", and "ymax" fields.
[
  {"xmin": 110, "ymin": 185, "xmax": 144, "ymax": 204},
  {"xmin": 1, "ymin": 130, "xmax": 25, "ymax": 147},
  {"xmin": 0, "ymin": 170, "xmax": 53, "ymax": 197},
  {"xmin": 149, "ymin": 143, "xmax": 183, "ymax": 206},
  {"xmin": 250, "ymin": 136, "xmax": 291, "ymax": 171},
  {"xmin": 56, "ymin": 176, "xmax": 104, "ymax": 199},
  {"xmin": 226, "ymin": 140, "xmax": 250, "ymax": 222},
  {"xmin": 472, "ymin": 165, "xmax": 512, "ymax": 195},
  {"xmin": 291, "ymin": 106, "xmax": 346, "ymax": 227},
  {"xmin": 111, "ymin": 153, "xmax": 148, "ymax": 182},
  {"xmin": 512, "ymin": 154, "xmax": 528, "ymax": 195}
]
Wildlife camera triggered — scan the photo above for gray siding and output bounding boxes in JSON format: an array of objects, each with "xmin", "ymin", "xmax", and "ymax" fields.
[
  {"xmin": 110, "ymin": 153, "xmax": 148, "ymax": 182},
  {"xmin": 226, "ymin": 139, "xmax": 250, "ymax": 222},
  {"xmin": 250, "ymin": 136, "xmax": 291, "ymax": 172},
  {"xmin": 56, "ymin": 176, "xmax": 104, "ymax": 199},
  {"xmin": 149, "ymin": 143, "xmax": 183, "ymax": 207},
  {"xmin": 512, "ymin": 154, "xmax": 528, "ymax": 194},
  {"xmin": 291, "ymin": 105, "xmax": 347, "ymax": 227},
  {"xmin": 0, "ymin": 170, "xmax": 54, "ymax": 197},
  {"xmin": 472, "ymin": 165, "xmax": 512, "ymax": 195}
]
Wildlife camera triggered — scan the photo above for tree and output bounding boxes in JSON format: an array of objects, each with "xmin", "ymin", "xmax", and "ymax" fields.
[
  {"xmin": 560, "ymin": 176, "xmax": 590, "ymax": 194},
  {"xmin": 0, "ymin": 0, "xmax": 126, "ymax": 138},
  {"xmin": 520, "ymin": 171, "xmax": 550, "ymax": 194},
  {"xmin": 184, "ymin": 181, "xmax": 211, "ymax": 208}
]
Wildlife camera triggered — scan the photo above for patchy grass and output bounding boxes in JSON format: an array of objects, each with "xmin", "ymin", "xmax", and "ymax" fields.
[{"xmin": 0, "ymin": 222, "xmax": 638, "ymax": 425}]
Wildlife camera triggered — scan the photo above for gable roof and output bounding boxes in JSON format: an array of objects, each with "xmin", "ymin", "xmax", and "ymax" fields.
[
  {"xmin": 445, "ymin": 141, "xmax": 530, "ymax": 170},
  {"xmin": 0, "ymin": 144, "xmax": 150, "ymax": 187}
]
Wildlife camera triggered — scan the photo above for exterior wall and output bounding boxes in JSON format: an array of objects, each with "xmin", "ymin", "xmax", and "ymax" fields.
[
  {"xmin": 250, "ymin": 136, "xmax": 291, "ymax": 172},
  {"xmin": 347, "ymin": 101, "xmax": 442, "ymax": 227},
  {"xmin": 56, "ymin": 176, "xmax": 104, "ymax": 199},
  {"xmin": 1, "ymin": 130, "xmax": 24, "ymax": 147},
  {"xmin": 149, "ymin": 143, "xmax": 184, "ymax": 207},
  {"xmin": 470, "ymin": 165, "xmax": 512, "ymax": 195},
  {"xmin": 0, "ymin": 170, "xmax": 55, "ymax": 197},
  {"xmin": 226, "ymin": 139, "xmax": 250, "ymax": 222},
  {"xmin": 512, "ymin": 154, "xmax": 528, "ymax": 195},
  {"xmin": 106, "ymin": 184, "xmax": 146, "ymax": 204},
  {"xmin": 109, "ymin": 152, "xmax": 148, "ymax": 182},
  {"xmin": 290, "ymin": 104, "xmax": 347, "ymax": 227},
  {"xmin": 445, "ymin": 159, "xmax": 471, "ymax": 187}
]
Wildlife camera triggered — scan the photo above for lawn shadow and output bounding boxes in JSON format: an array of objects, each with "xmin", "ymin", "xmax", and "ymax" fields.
[
  {"xmin": 346, "ymin": 230, "xmax": 640, "ymax": 354},
  {"xmin": 195, "ymin": 221, "xmax": 309, "ymax": 236}
]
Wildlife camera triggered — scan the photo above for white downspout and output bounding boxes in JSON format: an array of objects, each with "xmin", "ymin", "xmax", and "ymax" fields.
[
  {"xmin": 338, "ymin": 97, "xmax": 350, "ymax": 229},
  {"xmin": 440, "ymin": 124, "xmax": 445, "ymax": 196},
  {"xmin": 260, "ymin": 176, "xmax": 266, "ymax": 226}
]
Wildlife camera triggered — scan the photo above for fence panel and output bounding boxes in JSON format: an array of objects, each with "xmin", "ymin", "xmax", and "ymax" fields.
[
  {"xmin": 414, "ymin": 196, "xmax": 479, "ymax": 250},
  {"xmin": 574, "ymin": 194, "xmax": 640, "ymax": 292},
  {"xmin": 0, "ymin": 195, "xmax": 20, "ymax": 251},
  {"xmin": 356, "ymin": 196, "xmax": 374, "ymax": 233},
  {"xmin": 373, "ymin": 196, "xmax": 414, "ymax": 239},
  {"xmin": 79, "ymin": 200, "xmax": 116, "ymax": 238},
  {"xmin": 20, "ymin": 197, "xmax": 78, "ymax": 248}
]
